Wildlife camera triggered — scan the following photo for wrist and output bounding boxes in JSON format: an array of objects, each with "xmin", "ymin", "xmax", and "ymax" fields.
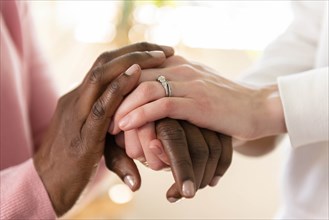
[{"xmin": 252, "ymin": 85, "xmax": 287, "ymax": 138}]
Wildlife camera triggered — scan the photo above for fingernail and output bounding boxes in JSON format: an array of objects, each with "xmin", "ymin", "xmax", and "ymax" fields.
[
  {"xmin": 150, "ymin": 144, "xmax": 163, "ymax": 155},
  {"xmin": 167, "ymin": 197, "xmax": 181, "ymax": 203},
  {"xmin": 119, "ymin": 116, "xmax": 130, "ymax": 129},
  {"xmin": 137, "ymin": 157, "xmax": 146, "ymax": 163},
  {"xmin": 209, "ymin": 176, "xmax": 221, "ymax": 187},
  {"xmin": 148, "ymin": 50, "xmax": 165, "ymax": 58},
  {"xmin": 125, "ymin": 64, "xmax": 140, "ymax": 76},
  {"xmin": 124, "ymin": 175, "xmax": 135, "ymax": 190},
  {"xmin": 182, "ymin": 180, "xmax": 195, "ymax": 198}
]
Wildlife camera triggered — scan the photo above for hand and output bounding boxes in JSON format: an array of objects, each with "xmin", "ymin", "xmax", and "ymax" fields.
[
  {"xmin": 113, "ymin": 118, "xmax": 232, "ymax": 202},
  {"xmin": 110, "ymin": 55, "xmax": 287, "ymax": 141},
  {"xmin": 155, "ymin": 119, "xmax": 233, "ymax": 202},
  {"xmin": 33, "ymin": 42, "xmax": 174, "ymax": 216}
]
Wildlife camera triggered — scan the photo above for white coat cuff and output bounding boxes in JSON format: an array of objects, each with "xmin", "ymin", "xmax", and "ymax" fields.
[{"xmin": 278, "ymin": 67, "xmax": 328, "ymax": 148}]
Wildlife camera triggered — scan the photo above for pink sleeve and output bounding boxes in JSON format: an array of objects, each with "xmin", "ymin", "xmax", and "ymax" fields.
[
  {"xmin": 0, "ymin": 159, "xmax": 56, "ymax": 219},
  {"xmin": 24, "ymin": 3, "xmax": 58, "ymax": 148}
]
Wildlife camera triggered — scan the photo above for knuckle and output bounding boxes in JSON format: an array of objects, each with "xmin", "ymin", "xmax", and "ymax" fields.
[
  {"xmin": 108, "ymin": 79, "xmax": 122, "ymax": 95},
  {"xmin": 67, "ymin": 135, "xmax": 85, "ymax": 157},
  {"xmin": 171, "ymin": 158, "xmax": 192, "ymax": 170},
  {"xmin": 161, "ymin": 99, "xmax": 174, "ymax": 112},
  {"xmin": 126, "ymin": 51, "xmax": 144, "ymax": 62},
  {"xmin": 91, "ymin": 98, "xmax": 106, "ymax": 120},
  {"xmin": 174, "ymin": 55, "xmax": 186, "ymax": 63},
  {"xmin": 89, "ymin": 65, "xmax": 104, "ymax": 84},
  {"xmin": 209, "ymin": 144, "xmax": 222, "ymax": 159},
  {"xmin": 157, "ymin": 123, "xmax": 185, "ymax": 141},
  {"xmin": 138, "ymin": 82, "xmax": 156, "ymax": 97},
  {"xmin": 97, "ymin": 51, "xmax": 113, "ymax": 64},
  {"xmin": 192, "ymin": 79, "xmax": 207, "ymax": 90},
  {"xmin": 189, "ymin": 143, "xmax": 209, "ymax": 159},
  {"xmin": 178, "ymin": 64, "xmax": 194, "ymax": 73},
  {"xmin": 136, "ymin": 41, "xmax": 153, "ymax": 51}
]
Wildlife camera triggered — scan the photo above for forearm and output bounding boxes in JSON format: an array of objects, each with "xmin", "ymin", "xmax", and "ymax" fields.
[{"xmin": 233, "ymin": 84, "xmax": 286, "ymax": 156}]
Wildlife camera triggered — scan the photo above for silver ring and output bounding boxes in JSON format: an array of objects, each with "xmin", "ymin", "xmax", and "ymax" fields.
[{"xmin": 156, "ymin": 75, "xmax": 172, "ymax": 97}]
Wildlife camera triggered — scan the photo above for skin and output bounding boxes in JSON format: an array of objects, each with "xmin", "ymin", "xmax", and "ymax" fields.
[
  {"xmin": 113, "ymin": 118, "xmax": 233, "ymax": 202},
  {"xmin": 149, "ymin": 119, "xmax": 232, "ymax": 202},
  {"xmin": 111, "ymin": 55, "xmax": 287, "ymax": 139},
  {"xmin": 158, "ymin": 119, "xmax": 232, "ymax": 202},
  {"xmin": 33, "ymin": 42, "xmax": 178, "ymax": 216},
  {"xmin": 109, "ymin": 55, "xmax": 287, "ymax": 172},
  {"xmin": 33, "ymin": 42, "xmax": 231, "ymax": 216}
]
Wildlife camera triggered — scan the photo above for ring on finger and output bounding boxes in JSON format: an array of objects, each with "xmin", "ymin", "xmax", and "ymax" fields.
[{"xmin": 156, "ymin": 75, "xmax": 172, "ymax": 97}]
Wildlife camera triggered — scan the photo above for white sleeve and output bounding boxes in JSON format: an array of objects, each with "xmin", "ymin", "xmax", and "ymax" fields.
[
  {"xmin": 241, "ymin": 1, "xmax": 325, "ymax": 85},
  {"xmin": 239, "ymin": 1, "xmax": 328, "ymax": 148},
  {"xmin": 278, "ymin": 68, "xmax": 328, "ymax": 148}
]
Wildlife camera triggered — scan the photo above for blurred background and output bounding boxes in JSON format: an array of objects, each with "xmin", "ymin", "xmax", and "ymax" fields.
[{"xmin": 29, "ymin": 1, "xmax": 293, "ymax": 219}]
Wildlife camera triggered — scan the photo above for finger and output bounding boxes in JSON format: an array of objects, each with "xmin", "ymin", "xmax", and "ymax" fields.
[
  {"xmin": 179, "ymin": 121, "xmax": 208, "ymax": 189},
  {"xmin": 199, "ymin": 129, "xmax": 222, "ymax": 188},
  {"xmin": 82, "ymin": 64, "xmax": 140, "ymax": 147},
  {"xmin": 210, "ymin": 134, "xmax": 232, "ymax": 187},
  {"xmin": 124, "ymin": 130, "xmax": 145, "ymax": 161},
  {"xmin": 149, "ymin": 139, "xmax": 170, "ymax": 165},
  {"xmin": 155, "ymin": 119, "xmax": 196, "ymax": 199},
  {"xmin": 138, "ymin": 122, "xmax": 168, "ymax": 170},
  {"xmin": 139, "ymin": 62, "xmax": 200, "ymax": 83},
  {"xmin": 166, "ymin": 183, "xmax": 183, "ymax": 202},
  {"xmin": 79, "ymin": 50, "xmax": 167, "ymax": 117},
  {"xmin": 118, "ymin": 97, "xmax": 200, "ymax": 132},
  {"xmin": 104, "ymin": 134, "xmax": 141, "ymax": 191},
  {"xmin": 166, "ymin": 122, "xmax": 209, "ymax": 201},
  {"xmin": 92, "ymin": 42, "xmax": 174, "ymax": 68},
  {"xmin": 159, "ymin": 55, "xmax": 189, "ymax": 68},
  {"xmin": 110, "ymin": 81, "xmax": 189, "ymax": 134}
]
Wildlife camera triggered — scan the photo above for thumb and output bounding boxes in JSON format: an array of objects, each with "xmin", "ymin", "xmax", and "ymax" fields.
[
  {"xmin": 83, "ymin": 64, "xmax": 141, "ymax": 151},
  {"xmin": 104, "ymin": 134, "xmax": 141, "ymax": 192}
]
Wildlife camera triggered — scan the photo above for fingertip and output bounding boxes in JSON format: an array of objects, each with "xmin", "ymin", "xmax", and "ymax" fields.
[
  {"xmin": 182, "ymin": 180, "xmax": 195, "ymax": 198},
  {"xmin": 167, "ymin": 197, "xmax": 182, "ymax": 203},
  {"xmin": 123, "ymin": 174, "xmax": 141, "ymax": 192},
  {"xmin": 160, "ymin": 45, "xmax": 175, "ymax": 57},
  {"xmin": 166, "ymin": 184, "xmax": 182, "ymax": 203},
  {"xmin": 209, "ymin": 176, "xmax": 221, "ymax": 187}
]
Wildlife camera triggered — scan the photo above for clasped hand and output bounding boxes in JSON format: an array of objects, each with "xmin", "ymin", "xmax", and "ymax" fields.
[{"xmin": 33, "ymin": 42, "xmax": 233, "ymax": 216}]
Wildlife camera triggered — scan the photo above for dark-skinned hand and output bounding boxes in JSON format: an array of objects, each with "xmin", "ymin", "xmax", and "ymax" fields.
[{"xmin": 33, "ymin": 42, "xmax": 174, "ymax": 216}]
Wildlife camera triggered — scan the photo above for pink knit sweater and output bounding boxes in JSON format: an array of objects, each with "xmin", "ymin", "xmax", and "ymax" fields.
[{"xmin": 1, "ymin": 1, "xmax": 57, "ymax": 218}]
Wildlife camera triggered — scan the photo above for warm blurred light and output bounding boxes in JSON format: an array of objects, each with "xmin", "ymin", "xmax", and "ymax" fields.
[
  {"xmin": 135, "ymin": 1, "xmax": 293, "ymax": 50},
  {"xmin": 55, "ymin": 1, "xmax": 118, "ymax": 43},
  {"xmin": 108, "ymin": 184, "xmax": 133, "ymax": 205},
  {"xmin": 46, "ymin": 1, "xmax": 292, "ymax": 49},
  {"xmin": 134, "ymin": 4, "xmax": 157, "ymax": 25},
  {"xmin": 75, "ymin": 22, "xmax": 116, "ymax": 43}
]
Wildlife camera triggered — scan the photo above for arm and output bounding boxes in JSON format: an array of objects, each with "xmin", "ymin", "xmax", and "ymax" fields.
[
  {"xmin": 0, "ymin": 2, "xmax": 56, "ymax": 219},
  {"xmin": 237, "ymin": 1, "xmax": 327, "ymax": 154}
]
